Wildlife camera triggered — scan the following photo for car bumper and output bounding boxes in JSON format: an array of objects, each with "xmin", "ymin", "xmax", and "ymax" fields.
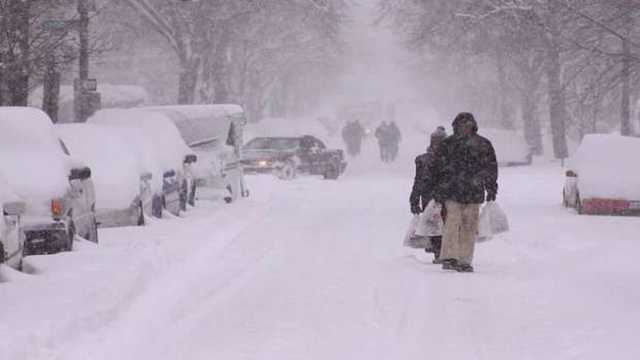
[
  {"xmin": 243, "ymin": 166, "xmax": 276, "ymax": 175},
  {"xmin": 96, "ymin": 207, "xmax": 139, "ymax": 228},
  {"xmin": 581, "ymin": 198, "xmax": 640, "ymax": 216},
  {"xmin": 22, "ymin": 219, "xmax": 69, "ymax": 255}
]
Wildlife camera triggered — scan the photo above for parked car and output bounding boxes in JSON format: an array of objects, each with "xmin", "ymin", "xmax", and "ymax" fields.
[
  {"xmin": 482, "ymin": 128, "xmax": 533, "ymax": 167},
  {"xmin": 0, "ymin": 176, "xmax": 26, "ymax": 269},
  {"xmin": 55, "ymin": 124, "xmax": 153, "ymax": 227},
  {"xmin": 88, "ymin": 109, "xmax": 197, "ymax": 217},
  {"xmin": 241, "ymin": 135, "xmax": 348, "ymax": 180},
  {"xmin": 0, "ymin": 107, "xmax": 98, "ymax": 255},
  {"xmin": 563, "ymin": 134, "xmax": 640, "ymax": 215},
  {"xmin": 140, "ymin": 105, "xmax": 249, "ymax": 203}
]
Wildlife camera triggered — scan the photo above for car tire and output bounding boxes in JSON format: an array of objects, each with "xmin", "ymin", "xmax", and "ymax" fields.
[
  {"xmin": 0, "ymin": 242, "xmax": 5, "ymax": 265},
  {"xmin": 67, "ymin": 222, "xmax": 76, "ymax": 252},
  {"xmin": 224, "ymin": 185, "xmax": 234, "ymax": 204},
  {"xmin": 576, "ymin": 194, "xmax": 584, "ymax": 215},
  {"xmin": 180, "ymin": 179, "xmax": 188, "ymax": 212},
  {"xmin": 189, "ymin": 181, "xmax": 197, "ymax": 207},
  {"xmin": 563, "ymin": 190, "xmax": 568, "ymax": 207},
  {"xmin": 88, "ymin": 217, "xmax": 99, "ymax": 244},
  {"xmin": 323, "ymin": 162, "xmax": 340, "ymax": 180},
  {"xmin": 278, "ymin": 161, "xmax": 297, "ymax": 181},
  {"xmin": 137, "ymin": 202, "xmax": 145, "ymax": 226},
  {"xmin": 152, "ymin": 195, "xmax": 163, "ymax": 218}
]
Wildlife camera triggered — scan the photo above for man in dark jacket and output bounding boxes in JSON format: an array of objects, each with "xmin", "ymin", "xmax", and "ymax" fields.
[
  {"xmin": 410, "ymin": 126, "xmax": 447, "ymax": 260},
  {"xmin": 430, "ymin": 112, "xmax": 498, "ymax": 273}
]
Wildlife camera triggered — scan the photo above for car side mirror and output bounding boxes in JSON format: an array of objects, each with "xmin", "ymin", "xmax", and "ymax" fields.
[
  {"xmin": 69, "ymin": 179, "xmax": 84, "ymax": 194},
  {"xmin": 184, "ymin": 154, "xmax": 198, "ymax": 164},
  {"xmin": 3, "ymin": 201, "xmax": 26, "ymax": 216},
  {"xmin": 566, "ymin": 170, "xmax": 578, "ymax": 178},
  {"xmin": 69, "ymin": 166, "xmax": 92, "ymax": 181},
  {"xmin": 140, "ymin": 172, "xmax": 153, "ymax": 182}
]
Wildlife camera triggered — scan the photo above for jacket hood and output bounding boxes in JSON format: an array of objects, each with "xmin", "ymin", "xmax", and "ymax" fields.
[{"xmin": 452, "ymin": 112, "xmax": 478, "ymax": 135}]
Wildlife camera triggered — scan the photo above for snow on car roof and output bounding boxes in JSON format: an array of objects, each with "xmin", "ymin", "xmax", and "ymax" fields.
[
  {"xmin": 0, "ymin": 107, "xmax": 72, "ymax": 200},
  {"xmin": 89, "ymin": 109, "xmax": 193, "ymax": 175},
  {"xmin": 139, "ymin": 105, "xmax": 244, "ymax": 146},
  {"xmin": 571, "ymin": 134, "xmax": 640, "ymax": 200},
  {"xmin": 55, "ymin": 124, "xmax": 146, "ymax": 209},
  {"xmin": 141, "ymin": 104, "xmax": 244, "ymax": 119}
]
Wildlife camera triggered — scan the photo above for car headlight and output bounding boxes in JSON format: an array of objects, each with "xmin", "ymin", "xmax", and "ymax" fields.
[{"xmin": 258, "ymin": 160, "xmax": 270, "ymax": 167}]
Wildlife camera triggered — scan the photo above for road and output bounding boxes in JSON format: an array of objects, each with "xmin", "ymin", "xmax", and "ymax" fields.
[{"xmin": 1, "ymin": 151, "xmax": 639, "ymax": 360}]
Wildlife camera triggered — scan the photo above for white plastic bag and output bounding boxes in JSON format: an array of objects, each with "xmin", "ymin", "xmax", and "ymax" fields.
[
  {"xmin": 477, "ymin": 202, "xmax": 509, "ymax": 242},
  {"xmin": 477, "ymin": 207, "xmax": 492, "ymax": 242},
  {"xmin": 486, "ymin": 202, "xmax": 509, "ymax": 234},
  {"xmin": 423, "ymin": 200, "xmax": 444, "ymax": 237},
  {"xmin": 403, "ymin": 215, "xmax": 432, "ymax": 249}
]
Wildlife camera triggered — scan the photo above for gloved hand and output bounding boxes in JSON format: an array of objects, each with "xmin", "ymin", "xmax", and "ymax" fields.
[
  {"xmin": 486, "ymin": 191, "xmax": 497, "ymax": 202},
  {"xmin": 411, "ymin": 204, "xmax": 422, "ymax": 215}
]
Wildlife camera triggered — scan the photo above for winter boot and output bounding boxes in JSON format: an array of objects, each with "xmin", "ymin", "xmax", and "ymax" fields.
[
  {"xmin": 455, "ymin": 263, "xmax": 474, "ymax": 273},
  {"xmin": 442, "ymin": 259, "xmax": 458, "ymax": 270}
]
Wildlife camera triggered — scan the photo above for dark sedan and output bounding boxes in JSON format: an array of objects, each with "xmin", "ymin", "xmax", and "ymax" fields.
[{"xmin": 241, "ymin": 136, "xmax": 347, "ymax": 180}]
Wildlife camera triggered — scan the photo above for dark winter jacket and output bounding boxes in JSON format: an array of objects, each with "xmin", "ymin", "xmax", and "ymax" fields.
[
  {"xmin": 410, "ymin": 148, "xmax": 439, "ymax": 211},
  {"xmin": 430, "ymin": 117, "xmax": 498, "ymax": 204}
]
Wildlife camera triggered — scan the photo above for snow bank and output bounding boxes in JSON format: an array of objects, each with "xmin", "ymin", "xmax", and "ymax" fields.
[
  {"xmin": 55, "ymin": 124, "xmax": 144, "ymax": 209},
  {"xmin": 0, "ymin": 107, "xmax": 71, "ymax": 204},
  {"xmin": 480, "ymin": 128, "xmax": 531, "ymax": 165},
  {"xmin": 88, "ymin": 109, "xmax": 192, "ymax": 178},
  {"xmin": 570, "ymin": 134, "xmax": 640, "ymax": 199}
]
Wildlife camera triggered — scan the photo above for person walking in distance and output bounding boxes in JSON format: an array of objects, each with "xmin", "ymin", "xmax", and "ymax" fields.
[{"xmin": 430, "ymin": 113, "xmax": 498, "ymax": 273}]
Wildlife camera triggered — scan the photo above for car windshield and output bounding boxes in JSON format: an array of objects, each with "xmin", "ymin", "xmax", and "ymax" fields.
[{"xmin": 245, "ymin": 138, "xmax": 300, "ymax": 150}]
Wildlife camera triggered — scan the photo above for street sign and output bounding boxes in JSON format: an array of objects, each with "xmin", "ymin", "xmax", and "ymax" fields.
[
  {"xmin": 42, "ymin": 20, "xmax": 78, "ymax": 32},
  {"xmin": 74, "ymin": 78, "xmax": 97, "ymax": 92}
]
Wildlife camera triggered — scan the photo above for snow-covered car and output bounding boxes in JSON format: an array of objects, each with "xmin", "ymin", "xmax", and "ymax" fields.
[
  {"xmin": 0, "ymin": 176, "xmax": 26, "ymax": 269},
  {"xmin": 0, "ymin": 107, "xmax": 98, "ymax": 255},
  {"xmin": 563, "ymin": 134, "xmax": 640, "ymax": 215},
  {"xmin": 140, "ymin": 105, "xmax": 248, "ymax": 203},
  {"xmin": 241, "ymin": 135, "xmax": 348, "ymax": 180},
  {"xmin": 88, "ymin": 109, "xmax": 197, "ymax": 217},
  {"xmin": 55, "ymin": 124, "xmax": 153, "ymax": 227},
  {"xmin": 482, "ymin": 128, "xmax": 533, "ymax": 167}
]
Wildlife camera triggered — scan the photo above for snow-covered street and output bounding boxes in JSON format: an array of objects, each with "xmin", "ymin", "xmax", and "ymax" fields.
[{"xmin": 2, "ymin": 146, "xmax": 639, "ymax": 360}]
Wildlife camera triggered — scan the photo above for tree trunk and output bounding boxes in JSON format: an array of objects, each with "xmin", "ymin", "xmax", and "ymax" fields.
[
  {"xmin": 178, "ymin": 58, "xmax": 199, "ymax": 105},
  {"xmin": 621, "ymin": 38, "xmax": 632, "ymax": 136},
  {"xmin": 42, "ymin": 54, "xmax": 61, "ymax": 123},
  {"xmin": 521, "ymin": 85, "xmax": 542, "ymax": 155},
  {"xmin": 545, "ymin": 7, "xmax": 569, "ymax": 160},
  {"xmin": 496, "ymin": 48, "xmax": 515, "ymax": 129}
]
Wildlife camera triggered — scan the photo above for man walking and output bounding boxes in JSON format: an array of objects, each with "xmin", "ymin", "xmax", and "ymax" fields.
[{"xmin": 430, "ymin": 113, "xmax": 498, "ymax": 273}]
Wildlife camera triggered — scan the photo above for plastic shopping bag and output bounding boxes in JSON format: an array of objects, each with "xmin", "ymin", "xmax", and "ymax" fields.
[
  {"xmin": 486, "ymin": 202, "xmax": 509, "ymax": 235},
  {"xmin": 477, "ymin": 202, "xmax": 509, "ymax": 242},
  {"xmin": 403, "ymin": 215, "xmax": 432, "ymax": 249},
  {"xmin": 421, "ymin": 200, "xmax": 444, "ymax": 237}
]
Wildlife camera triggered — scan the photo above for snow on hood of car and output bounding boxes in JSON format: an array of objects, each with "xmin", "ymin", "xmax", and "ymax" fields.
[
  {"xmin": 570, "ymin": 134, "xmax": 640, "ymax": 200},
  {"xmin": 0, "ymin": 107, "xmax": 71, "ymax": 203},
  {"xmin": 55, "ymin": 124, "xmax": 145, "ymax": 209},
  {"xmin": 89, "ymin": 109, "xmax": 193, "ymax": 181}
]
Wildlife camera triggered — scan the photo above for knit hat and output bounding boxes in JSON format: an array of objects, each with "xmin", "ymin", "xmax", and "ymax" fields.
[{"xmin": 430, "ymin": 126, "xmax": 447, "ymax": 145}]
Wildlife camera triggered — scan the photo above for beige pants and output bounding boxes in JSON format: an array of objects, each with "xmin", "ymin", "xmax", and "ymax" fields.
[{"xmin": 440, "ymin": 201, "xmax": 480, "ymax": 265}]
